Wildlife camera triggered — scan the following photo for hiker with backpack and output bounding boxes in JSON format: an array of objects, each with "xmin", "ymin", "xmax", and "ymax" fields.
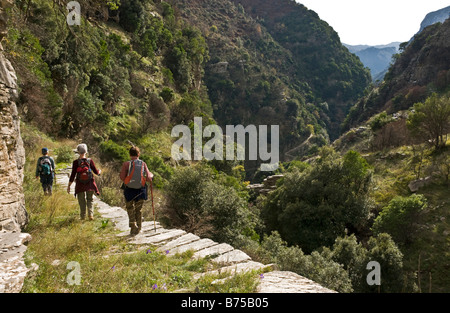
[
  {"xmin": 35, "ymin": 147, "xmax": 55, "ymax": 195},
  {"xmin": 120, "ymin": 146, "xmax": 154, "ymax": 236},
  {"xmin": 67, "ymin": 144, "xmax": 101, "ymax": 220}
]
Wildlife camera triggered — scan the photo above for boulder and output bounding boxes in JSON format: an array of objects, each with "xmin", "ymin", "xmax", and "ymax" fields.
[{"xmin": 408, "ymin": 176, "xmax": 433, "ymax": 193}]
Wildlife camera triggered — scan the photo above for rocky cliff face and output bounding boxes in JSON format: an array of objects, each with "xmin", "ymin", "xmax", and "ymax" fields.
[{"xmin": 0, "ymin": 0, "xmax": 27, "ymax": 231}]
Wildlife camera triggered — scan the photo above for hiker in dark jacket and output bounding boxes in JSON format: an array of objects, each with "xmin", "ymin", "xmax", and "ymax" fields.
[
  {"xmin": 35, "ymin": 147, "xmax": 55, "ymax": 195},
  {"xmin": 120, "ymin": 146, "xmax": 153, "ymax": 235},
  {"xmin": 67, "ymin": 144, "xmax": 101, "ymax": 220}
]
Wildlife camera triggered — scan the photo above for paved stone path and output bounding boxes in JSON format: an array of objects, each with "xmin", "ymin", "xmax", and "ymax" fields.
[
  {"xmin": 0, "ymin": 230, "xmax": 33, "ymax": 293},
  {"xmin": 0, "ymin": 169, "xmax": 336, "ymax": 293},
  {"xmin": 56, "ymin": 170, "xmax": 335, "ymax": 293}
]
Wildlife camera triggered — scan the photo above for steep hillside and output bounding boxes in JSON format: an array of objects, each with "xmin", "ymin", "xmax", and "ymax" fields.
[
  {"xmin": 227, "ymin": 0, "xmax": 371, "ymax": 139},
  {"xmin": 4, "ymin": 0, "xmax": 214, "ymax": 162},
  {"xmin": 170, "ymin": 0, "xmax": 372, "ymax": 172},
  {"xmin": 343, "ymin": 18, "xmax": 450, "ymax": 132},
  {"xmin": 172, "ymin": 0, "xmax": 320, "ymax": 169},
  {"xmin": 3, "ymin": 0, "xmax": 371, "ymax": 179}
]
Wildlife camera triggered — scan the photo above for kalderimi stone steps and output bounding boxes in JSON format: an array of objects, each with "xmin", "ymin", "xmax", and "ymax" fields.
[
  {"xmin": 56, "ymin": 170, "xmax": 335, "ymax": 293},
  {"xmin": 0, "ymin": 169, "xmax": 335, "ymax": 293}
]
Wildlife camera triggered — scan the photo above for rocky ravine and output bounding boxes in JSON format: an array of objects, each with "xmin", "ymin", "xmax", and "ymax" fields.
[{"xmin": 0, "ymin": 0, "xmax": 333, "ymax": 291}]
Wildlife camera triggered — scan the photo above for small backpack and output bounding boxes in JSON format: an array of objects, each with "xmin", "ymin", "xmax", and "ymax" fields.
[
  {"xmin": 39, "ymin": 157, "xmax": 53, "ymax": 176},
  {"xmin": 124, "ymin": 159, "xmax": 146, "ymax": 189},
  {"xmin": 76, "ymin": 158, "xmax": 93, "ymax": 184}
]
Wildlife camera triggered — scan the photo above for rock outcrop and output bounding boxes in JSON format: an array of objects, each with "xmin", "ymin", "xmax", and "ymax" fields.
[
  {"xmin": 408, "ymin": 176, "xmax": 433, "ymax": 193},
  {"xmin": 0, "ymin": 0, "xmax": 27, "ymax": 231},
  {"xmin": 0, "ymin": 0, "xmax": 31, "ymax": 294},
  {"xmin": 247, "ymin": 174, "xmax": 283, "ymax": 196}
]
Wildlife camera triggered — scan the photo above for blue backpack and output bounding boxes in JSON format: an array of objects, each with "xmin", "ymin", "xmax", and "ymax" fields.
[{"xmin": 39, "ymin": 157, "xmax": 53, "ymax": 176}]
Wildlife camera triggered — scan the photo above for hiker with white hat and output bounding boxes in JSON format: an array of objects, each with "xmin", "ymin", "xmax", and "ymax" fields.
[{"xmin": 67, "ymin": 144, "xmax": 102, "ymax": 220}]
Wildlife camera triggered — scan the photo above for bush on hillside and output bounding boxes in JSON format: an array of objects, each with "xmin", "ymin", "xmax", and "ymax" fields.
[
  {"xmin": 260, "ymin": 147, "xmax": 373, "ymax": 252},
  {"xmin": 55, "ymin": 146, "xmax": 74, "ymax": 164},
  {"xmin": 162, "ymin": 164, "xmax": 257, "ymax": 243},
  {"xmin": 372, "ymin": 194, "xmax": 427, "ymax": 247}
]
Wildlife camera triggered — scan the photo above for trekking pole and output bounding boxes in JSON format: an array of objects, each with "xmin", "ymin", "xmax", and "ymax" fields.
[{"xmin": 150, "ymin": 179, "xmax": 156, "ymax": 232}]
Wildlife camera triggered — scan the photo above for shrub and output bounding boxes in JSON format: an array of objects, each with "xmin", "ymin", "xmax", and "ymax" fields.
[
  {"xmin": 163, "ymin": 165, "xmax": 212, "ymax": 231},
  {"xmin": 320, "ymin": 234, "xmax": 369, "ymax": 292},
  {"xmin": 372, "ymin": 194, "xmax": 427, "ymax": 246},
  {"xmin": 163, "ymin": 164, "xmax": 256, "ymax": 243},
  {"xmin": 369, "ymin": 111, "xmax": 393, "ymax": 132},
  {"xmin": 366, "ymin": 233, "xmax": 405, "ymax": 293},
  {"xmin": 320, "ymin": 233, "xmax": 408, "ymax": 292},
  {"xmin": 256, "ymin": 232, "xmax": 353, "ymax": 293},
  {"xmin": 55, "ymin": 146, "xmax": 74, "ymax": 164},
  {"xmin": 99, "ymin": 140, "xmax": 129, "ymax": 163},
  {"xmin": 407, "ymin": 93, "xmax": 450, "ymax": 150},
  {"xmin": 200, "ymin": 181, "xmax": 250, "ymax": 243},
  {"xmin": 160, "ymin": 87, "xmax": 175, "ymax": 103},
  {"xmin": 260, "ymin": 147, "xmax": 373, "ymax": 252},
  {"xmin": 140, "ymin": 155, "xmax": 174, "ymax": 189}
]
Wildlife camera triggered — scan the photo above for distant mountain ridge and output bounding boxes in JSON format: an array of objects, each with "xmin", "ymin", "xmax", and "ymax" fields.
[
  {"xmin": 344, "ymin": 43, "xmax": 400, "ymax": 81},
  {"xmin": 345, "ymin": 5, "xmax": 450, "ymax": 82},
  {"xmin": 344, "ymin": 43, "xmax": 401, "ymax": 53},
  {"xmin": 342, "ymin": 18, "xmax": 450, "ymax": 132}
]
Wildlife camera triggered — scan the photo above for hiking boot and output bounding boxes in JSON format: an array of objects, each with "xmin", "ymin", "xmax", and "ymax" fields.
[
  {"xmin": 137, "ymin": 221, "xmax": 142, "ymax": 233},
  {"xmin": 88, "ymin": 216, "xmax": 94, "ymax": 221},
  {"xmin": 130, "ymin": 227, "xmax": 139, "ymax": 236},
  {"xmin": 129, "ymin": 223, "xmax": 139, "ymax": 236}
]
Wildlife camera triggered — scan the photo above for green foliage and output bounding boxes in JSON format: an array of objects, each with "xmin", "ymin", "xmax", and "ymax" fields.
[
  {"xmin": 163, "ymin": 164, "xmax": 256, "ymax": 243},
  {"xmin": 369, "ymin": 111, "xmax": 393, "ymax": 132},
  {"xmin": 260, "ymin": 147, "xmax": 373, "ymax": 252},
  {"xmin": 366, "ymin": 233, "xmax": 405, "ymax": 293},
  {"xmin": 320, "ymin": 233, "xmax": 407, "ymax": 293},
  {"xmin": 4, "ymin": 25, "xmax": 64, "ymax": 132},
  {"xmin": 255, "ymin": 232, "xmax": 353, "ymax": 293},
  {"xmin": 172, "ymin": 92, "xmax": 212, "ymax": 123},
  {"xmin": 140, "ymin": 155, "xmax": 174, "ymax": 188},
  {"xmin": 55, "ymin": 146, "xmax": 74, "ymax": 164},
  {"xmin": 159, "ymin": 87, "xmax": 175, "ymax": 103},
  {"xmin": 99, "ymin": 140, "xmax": 129, "ymax": 163},
  {"xmin": 407, "ymin": 93, "xmax": 450, "ymax": 149},
  {"xmin": 73, "ymin": 89, "xmax": 105, "ymax": 125},
  {"xmin": 164, "ymin": 25, "xmax": 209, "ymax": 93},
  {"xmin": 118, "ymin": 0, "xmax": 146, "ymax": 33},
  {"xmin": 320, "ymin": 234, "xmax": 369, "ymax": 292},
  {"xmin": 372, "ymin": 194, "xmax": 428, "ymax": 247}
]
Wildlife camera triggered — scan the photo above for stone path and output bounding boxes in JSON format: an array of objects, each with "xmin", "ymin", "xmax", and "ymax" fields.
[
  {"xmin": 56, "ymin": 171, "xmax": 335, "ymax": 293},
  {"xmin": 0, "ymin": 230, "xmax": 33, "ymax": 293},
  {"xmin": 0, "ymin": 169, "xmax": 336, "ymax": 293}
]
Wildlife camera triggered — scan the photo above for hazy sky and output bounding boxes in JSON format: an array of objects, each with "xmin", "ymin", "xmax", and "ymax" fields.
[{"xmin": 296, "ymin": 0, "xmax": 450, "ymax": 45}]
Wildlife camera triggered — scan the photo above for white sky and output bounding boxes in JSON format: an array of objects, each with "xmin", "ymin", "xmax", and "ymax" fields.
[{"xmin": 296, "ymin": 0, "xmax": 450, "ymax": 45}]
